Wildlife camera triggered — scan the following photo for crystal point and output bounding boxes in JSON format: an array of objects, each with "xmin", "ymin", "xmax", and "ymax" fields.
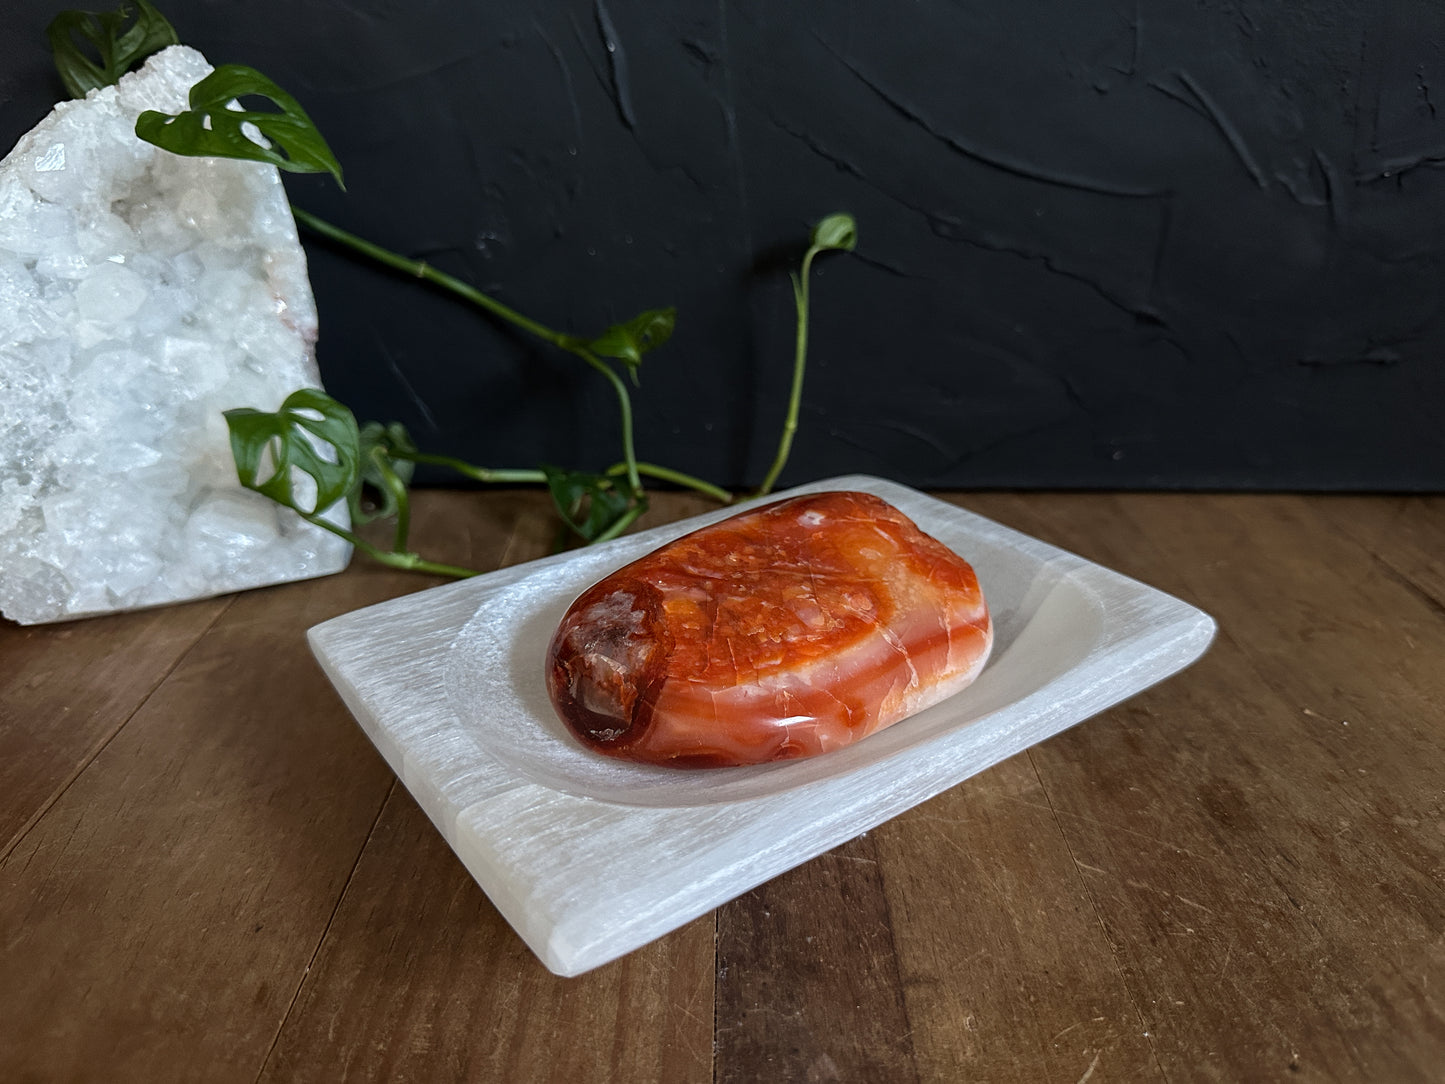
[{"xmin": 0, "ymin": 47, "xmax": 350, "ymax": 625}]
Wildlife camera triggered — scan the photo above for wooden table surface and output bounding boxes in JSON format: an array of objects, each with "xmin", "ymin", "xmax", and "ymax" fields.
[{"xmin": 3, "ymin": 489, "xmax": 1443, "ymax": 1082}]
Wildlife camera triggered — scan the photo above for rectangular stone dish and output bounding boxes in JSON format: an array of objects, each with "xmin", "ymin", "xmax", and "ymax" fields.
[{"xmin": 307, "ymin": 476, "xmax": 1216, "ymax": 976}]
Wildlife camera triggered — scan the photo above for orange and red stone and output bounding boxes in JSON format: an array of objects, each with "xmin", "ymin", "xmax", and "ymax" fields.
[{"xmin": 546, "ymin": 491, "xmax": 992, "ymax": 767}]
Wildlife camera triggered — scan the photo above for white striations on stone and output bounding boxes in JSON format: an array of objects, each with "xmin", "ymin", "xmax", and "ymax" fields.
[{"xmin": 0, "ymin": 46, "xmax": 351, "ymax": 625}]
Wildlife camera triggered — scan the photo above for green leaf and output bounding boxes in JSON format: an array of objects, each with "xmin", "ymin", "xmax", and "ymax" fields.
[
  {"xmin": 587, "ymin": 307, "xmax": 676, "ymax": 379},
  {"xmin": 809, "ymin": 212, "xmax": 857, "ymax": 254},
  {"xmin": 135, "ymin": 64, "xmax": 344, "ymax": 187},
  {"xmin": 224, "ymin": 388, "xmax": 361, "ymax": 515},
  {"xmin": 48, "ymin": 0, "xmax": 178, "ymax": 100},
  {"xmin": 351, "ymin": 420, "xmax": 417, "ymax": 525},
  {"xmin": 542, "ymin": 466, "xmax": 635, "ymax": 542}
]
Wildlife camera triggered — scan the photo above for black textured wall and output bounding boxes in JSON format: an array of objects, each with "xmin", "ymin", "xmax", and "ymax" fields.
[{"xmin": 4, "ymin": 1, "xmax": 1444, "ymax": 491}]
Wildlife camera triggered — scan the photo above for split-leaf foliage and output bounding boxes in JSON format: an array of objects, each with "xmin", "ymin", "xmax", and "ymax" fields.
[
  {"xmin": 48, "ymin": 0, "xmax": 176, "ymax": 98},
  {"xmin": 136, "ymin": 64, "xmax": 344, "ymax": 186}
]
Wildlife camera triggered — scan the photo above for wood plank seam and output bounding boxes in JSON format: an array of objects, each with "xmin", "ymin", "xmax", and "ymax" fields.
[
  {"xmin": 252, "ymin": 776, "xmax": 399, "ymax": 1083},
  {"xmin": 1024, "ymin": 747, "xmax": 1174, "ymax": 1083},
  {"xmin": 1366, "ymin": 551, "xmax": 1445, "ymax": 621},
  {"xmin": 852, "ymin": 833, "xmax": 924, "ymax": 1084},
  {"xmin": 712, "ymin": 908, "xmax": 720, "ymax": 1084},
  {"xmin": 868, "ymin": 846, "xmax": 925, "ymax": 1084},
  {"xmin": 0, "ymin": 594, "xmax": 238, "ymax": 864}
]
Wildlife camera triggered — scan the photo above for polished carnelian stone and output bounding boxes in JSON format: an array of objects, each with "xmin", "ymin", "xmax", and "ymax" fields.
[{"xmin": 545, "ymin": 491, "xmax": 992, "ymax": 767}]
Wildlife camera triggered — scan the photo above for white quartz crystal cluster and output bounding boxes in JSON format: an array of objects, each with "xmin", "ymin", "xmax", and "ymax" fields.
[{"xmin": 0, "ymin": 47, "xmax": 350, "ymax": 624}]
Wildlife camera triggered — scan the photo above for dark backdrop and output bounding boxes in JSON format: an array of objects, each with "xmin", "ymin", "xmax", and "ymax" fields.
[{"xmin": 4, "ymin": 1, "xmax": 1444, "ymax": 491}]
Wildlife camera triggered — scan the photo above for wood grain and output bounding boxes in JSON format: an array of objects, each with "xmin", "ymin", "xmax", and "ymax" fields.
[
  {"xmin": 1319, "ymin": 494, "xmax": 1445, "ymax": 609},
  {"xmin": 0, "ymin": 574, "xmax": 402, "ymax": 1081},
  {"xmin": 716, "ymin": 830, "xmax": 920, "ymax": 1084},
  {"xmin": 2, "ymin": 490, "xmax": 1443, "ymax": 1082},
  {"xmin": 0, "ymin": 598, "xmax": 229, "ymax": 856},
  {"xmin": 964, "ymin": 492, "xmax": 1445, "ymax": 1082},
  {"xmin": 259, "ymin": 785, "xmax": 714, "ymax": 1084},
  {"xmin": 0, "ymin": 495, "xmax": 520, "ymax": 1081},
  {"xmin": 879, "ymin": 753, "xmax": 1163, "ymax": 1083}
]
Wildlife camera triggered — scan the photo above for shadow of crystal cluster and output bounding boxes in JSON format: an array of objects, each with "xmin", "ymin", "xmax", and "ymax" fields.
[{"xmin": 0, "ymin": 46, "xmax": 350, "ymax": 625}]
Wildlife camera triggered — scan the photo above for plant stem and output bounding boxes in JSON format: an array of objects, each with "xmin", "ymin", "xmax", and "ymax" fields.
[
  {"xmin": 366, "ymin": 547, "xmax": 481, "ymax": 578},
  {"xmin": 756, "ymin": 248, "xmax": 818, "ymax": 496},
  {"xmin": 388, "ymin": 479, "xmax": 411, "ymax": 553},
  {"xmin": 291, "ymin": 204, "xmax": 643, "ymax": 498},
  {"xmin": 591, "ymin": 501, "xmax": 647, "ymax": 543},
  {"xmin": 607, "ymin": 461, "xmax": 733, "ymax": 503},
  {"xmin": 290, "ymin": 206, "xmax": 561, "ymax": 346},
  {"xmin": 394, "ymin": 451, "xmax": 547, "ymax": 486},
  {"xmin": 572, "ymin": 349, "xmax": 642, "ymax": 494},
  {"xmin": 301, "ymin": 510, "xmax": 480, "ymax": 579},
  {"xmin": 367, "ymin": 450, "xmax": 413, "ymax": 551}
]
